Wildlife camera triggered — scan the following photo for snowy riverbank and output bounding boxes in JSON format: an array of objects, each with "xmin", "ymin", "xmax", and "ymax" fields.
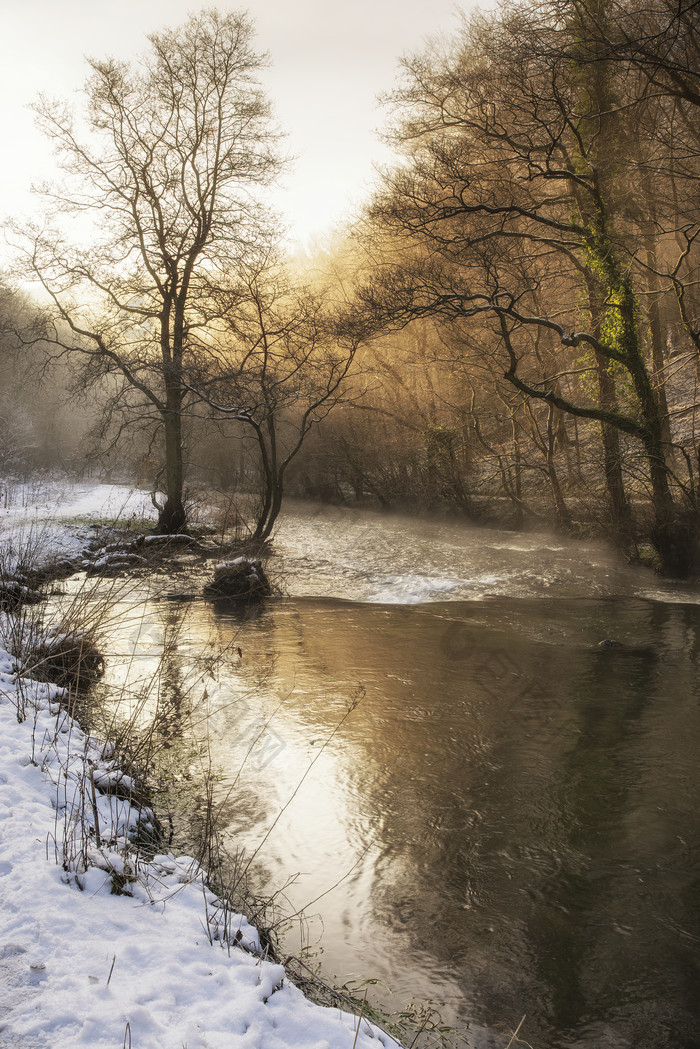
[
  {"xmin": 0, "ymin": 657, "xmax": 400, "ymax": 1048},
  {"xmin": 0, "ymin": 481, "xmax": 400, "ymax": 1049}
]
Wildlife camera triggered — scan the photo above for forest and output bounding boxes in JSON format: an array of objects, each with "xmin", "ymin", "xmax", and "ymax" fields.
[{"xmin": 1, "ymin": 0, "xmax": 699, "ymax": 577}]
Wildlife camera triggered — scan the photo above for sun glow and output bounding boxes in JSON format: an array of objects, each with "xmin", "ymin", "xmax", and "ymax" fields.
[{"xmin": 0, "ymin": 0, "xmax": 468, "ymax": 262}]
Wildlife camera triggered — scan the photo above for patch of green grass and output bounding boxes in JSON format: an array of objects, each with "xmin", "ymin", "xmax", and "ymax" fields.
[{"xmin": 59, "ymin": 514, "xmax": 157, "ymax": 531}]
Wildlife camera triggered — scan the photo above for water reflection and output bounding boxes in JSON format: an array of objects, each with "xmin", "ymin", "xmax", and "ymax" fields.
[
  {"xmin": 193, "ymin": 595, "xmax": 700, "ymax": 1049},
  {"xmin": 80, "ymin": 507, "xmax": 700, "ymax": 1049}
]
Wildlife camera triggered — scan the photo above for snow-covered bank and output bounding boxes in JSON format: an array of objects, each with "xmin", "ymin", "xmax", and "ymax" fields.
[
  {"xmin": 1, "ymin": 481, "xmax": 160, "ymax": 570},
  {"xmin": 0, "ymin": 650, "xmax": 398, "ymax": 1049},
  {"xmin": 0, "ymin": 481, "xmax": 400, "ymax": 1049}
]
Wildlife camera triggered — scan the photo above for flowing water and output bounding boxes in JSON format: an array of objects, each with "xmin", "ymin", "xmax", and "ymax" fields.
[{"xmin": 98, "ymin": 504, "xmax": 700, "ymax": 1049}]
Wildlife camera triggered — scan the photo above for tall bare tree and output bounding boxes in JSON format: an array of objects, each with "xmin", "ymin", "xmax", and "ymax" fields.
[
  {"xmin": 14, "ymin": 10, "xmax": 281, "ymax": 532},
  {"xmin": 353, "ymin": 0, "xmax": 699, "ymax": 572}
]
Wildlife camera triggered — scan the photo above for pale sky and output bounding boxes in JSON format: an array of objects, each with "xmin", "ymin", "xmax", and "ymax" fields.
[{"xmin": 0, "ymin": 0, "xmax": 478, "ymax": 256}]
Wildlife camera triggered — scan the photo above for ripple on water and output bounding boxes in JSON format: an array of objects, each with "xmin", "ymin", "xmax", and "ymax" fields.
[{"xmin": 274, "ymin": 502, "xmax": 700, "ymax": 606}]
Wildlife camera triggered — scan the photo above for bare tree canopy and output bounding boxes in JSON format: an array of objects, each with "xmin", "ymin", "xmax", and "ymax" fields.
[
  {"xmin": 187, "ymin": 254, "xmax": 360, "ymax": 539},
  {"xmin": 347, "ymin": 0, "xmax": 700, "ymax": 574},
  {"xmin": 14, "ymin": 9, "xmax": 282, "ymax": 532}
]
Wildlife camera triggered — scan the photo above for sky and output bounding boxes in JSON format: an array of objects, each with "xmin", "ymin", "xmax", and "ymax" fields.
[{"xmin": 0, "ymin": 0, "xmax": 478, "ymax": 256}]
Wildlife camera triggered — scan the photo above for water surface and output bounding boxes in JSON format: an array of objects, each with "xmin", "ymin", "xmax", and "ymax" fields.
[{"xmin": 99, "ymin": 505, "xmax": 700, "ymax": 1049}]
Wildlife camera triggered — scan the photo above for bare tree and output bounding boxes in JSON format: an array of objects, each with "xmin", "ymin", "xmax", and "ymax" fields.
[
  {"xmin": 13, "ymin": 10, "xmax": 281, "ymax": 532},
  {"xmin": 352, "ymin": 0, "xmax": 699, "ymax": 572},
  {"xmin": 547, "ymin": 0, "xmax": 700, "ymax": 108},
  {"xmin": 188, "ymin": 258, "xmax": 359, "ymax": 540}
]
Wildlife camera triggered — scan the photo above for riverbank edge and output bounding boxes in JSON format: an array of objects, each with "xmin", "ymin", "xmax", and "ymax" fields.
[{"xmin": 0, "ymin": 518, "xmax": 409, "ymax": 1049}]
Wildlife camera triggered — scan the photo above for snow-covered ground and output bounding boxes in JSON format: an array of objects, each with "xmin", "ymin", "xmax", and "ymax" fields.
[
  {"xmin": 1, "ymin": 480, "xmax": 157, "ymax": 525},
  {"xmin": 0, "ymin": 481, "xmax": 399, "ymax": 1049},
  {"xmin": 1, "ymin": 480, "xmax": 160, "ymax": 566}
]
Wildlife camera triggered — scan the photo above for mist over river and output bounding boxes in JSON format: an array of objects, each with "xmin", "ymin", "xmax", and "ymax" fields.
[{"xmin": 95, "ymin": 504, "xmax": 700, "ymax": 1049}]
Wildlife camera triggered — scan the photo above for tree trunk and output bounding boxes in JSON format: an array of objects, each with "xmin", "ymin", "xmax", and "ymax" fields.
[
  {"xmin": 617, "ymin": 282, "xmax": 686, "ymax": 572},
  {"xmin": 595, "ymin": 349, "xmax": 634, "ymax": 544},
  {"xmin": 511, "ymin": 416, "xmax": 524, "ymax": 529},
  {"xmin": 158, "ymin": 401, "xmax": 187, "ymax": 534},
  {"xmin": 545, "ymin": 403, "xmax": 573, "ymax": 530},
  {"xmin": 642, "ymin": 223, "xmax": 674, "ymax": 467},
  {"xmin": 585, "ymin": 259, "xmax": 635, "ymax": 547},
  {"xmin": 252, "ymin": 418, "xmax": 276, "ymax": 541}
]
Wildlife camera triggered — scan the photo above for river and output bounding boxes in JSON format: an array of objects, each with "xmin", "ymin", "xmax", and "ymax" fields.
[{"xmin": 94, "ymin": 503, "xmax": 700, "ymax": 1049}]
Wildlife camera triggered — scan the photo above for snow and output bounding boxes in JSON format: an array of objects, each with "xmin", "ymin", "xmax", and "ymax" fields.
[
  {"xmin": 0, "ymin": 480, "xmax": 401, "ymax": 1049},
  {"xmin": 1, "ymin": 482, "xmax": 157, "ymax": 526},
  {"xmin": 0, "ymin": 646, "xmax": 399, "ymax": 1049},
  {"xmin": 1, "ymin": 482, "xmax": 159, "ymax": 570}
]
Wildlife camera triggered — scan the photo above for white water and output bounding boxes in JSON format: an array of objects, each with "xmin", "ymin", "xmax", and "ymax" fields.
[{"xmin": 272, "ymin": 501, "xmax": 700, "ymax": 606}]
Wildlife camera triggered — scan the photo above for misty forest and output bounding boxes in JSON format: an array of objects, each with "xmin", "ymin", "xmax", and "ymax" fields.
[
  {"xmin": 0, "ymin": 0, "xmax": 698, "ymax": 573},
  {"xmin": 1, "ymin": 3, "xmax": 700, "ymax": 1049}
]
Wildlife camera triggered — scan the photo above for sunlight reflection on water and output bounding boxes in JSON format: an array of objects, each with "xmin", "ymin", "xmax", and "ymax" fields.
[{"xmin": 76, "ymin": 504, "xmax": 700, "ymax": 1049}]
